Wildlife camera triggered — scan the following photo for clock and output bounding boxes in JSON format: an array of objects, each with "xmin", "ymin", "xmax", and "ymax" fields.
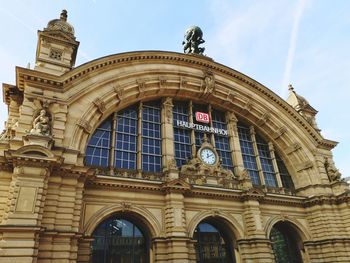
[{"xmin": 199, "ymin": 147, "xmax": 217, "ymax": 165}]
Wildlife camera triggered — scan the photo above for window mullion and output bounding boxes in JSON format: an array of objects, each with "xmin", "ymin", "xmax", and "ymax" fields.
[
  {"xmin": 269, "ymin": 142, "xmax": 283, "ymax": 188},
  {"xmin": 109, "ymin": 112, "xmax": 117, "ymax": 173},
  {"xmin": 189, "ymin": 101, "xmax": 196, "ymax": 158},
  {"xmin": 208, "ymin": 104, "xmax": 215, "ymax": 148},
  {"xmin": 250, "ymin": 126, "xmax": 266, "ymax": 185},
  {"xmin": 137, "ymin": 102, "xmax": 143, "ymax": 176}
]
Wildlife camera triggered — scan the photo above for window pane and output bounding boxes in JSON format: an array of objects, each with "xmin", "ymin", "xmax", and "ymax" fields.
[
  {"xmin": 212, "ymin": 109, "xmax": 233, "ymax": 170},
  {"xmin": 142, "ymin": 102, "xmax": 162, "ymax": 172},
  {"xmin": 173, "ymin": 101, "xmax": 192, "ymax": 167},
  {"xmin": 115, "ymin": 106, "xmax": 138, "ymax": 169},
  {"xmin": 85, "ymin": 117, "xmax": 112, "ymax": 167},
  {"xmin": 256, "ymin": 135, "xmax": 277, "ymax": 187},
  {"xmin": 237, "ymin": 123, "xmax": 260, "ymax": 185},
  {"xmin": 276, "ymin": 154, "xmax": 295, "ymax": 190}
]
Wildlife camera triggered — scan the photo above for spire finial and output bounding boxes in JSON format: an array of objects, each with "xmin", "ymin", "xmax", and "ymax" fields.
[
  {"xmin": 288, "ymin": 83, "xmax": 294, "ymax": 92},
  {"xmin": 60, "ymin": 10, "xmax": 67, "ymax": 21}
]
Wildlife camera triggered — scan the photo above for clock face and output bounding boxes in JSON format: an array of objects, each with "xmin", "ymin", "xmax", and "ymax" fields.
[{"xmin": 200, "ymin": 148, "xmax": 217, "ymax": 165}]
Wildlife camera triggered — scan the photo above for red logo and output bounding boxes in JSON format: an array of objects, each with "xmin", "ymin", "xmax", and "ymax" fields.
[{"xmin": 195, "ymin": 112, "xmax": 210, "ymax": 123}]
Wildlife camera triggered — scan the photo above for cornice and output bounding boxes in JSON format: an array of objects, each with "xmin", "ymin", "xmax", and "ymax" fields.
[
  {"xmin": 14, "ymin": 51, "xmax": 331, "ymax": 150},
  {"xmin": 303, "ymin": 191, "xmax": 350, "ymax": 207},
  {"xmin": 86, "ymin": 175, "xmax": 309, "ymax": 207}
]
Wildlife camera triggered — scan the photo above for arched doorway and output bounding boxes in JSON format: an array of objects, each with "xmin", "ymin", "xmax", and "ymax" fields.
[
  {"xmin": 91, "ymin": 215, "xmax": 149, "ymax": 263},
  {"xmin": 194, "ymin": 221, "xmax": 236, "ymax": 263},
  {"xmin": 270, "ymin": 222, "xmax": 303, "ymax": 263}
]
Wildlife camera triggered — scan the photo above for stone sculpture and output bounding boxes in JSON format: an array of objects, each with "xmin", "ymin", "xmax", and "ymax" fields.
[
  {"xmin": 30, "ymin": 109, "xmax": 51, "ymax": 136},
  {"xmin": 182, "ymin": 26, "xmax": 205, "ymax": 55}
]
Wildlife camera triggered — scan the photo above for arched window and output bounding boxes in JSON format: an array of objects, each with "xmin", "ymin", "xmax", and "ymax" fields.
[
  {"xmin": 85, "ymin": 101, "xmax": 162, "ymax": 173},
  {"xmin": 91, "ymin": 216, "xmax": 149, "ymax": 263},
  {"xmin": 270, "ymin": 223, "xmax": 303, "ymax": 263},
  {"xmin": 85, "ymin": 99, "xmax": 294, "ymax": 192},
  {"xmin": 194, "ymin": 222, "xmax": 236, "ymax": 263}
]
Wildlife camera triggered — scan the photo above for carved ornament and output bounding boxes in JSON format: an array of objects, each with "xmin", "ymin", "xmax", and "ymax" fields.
[
  {"xmin": 273, "ymin": 126, "xmax": 287, "ymax": 139},
  {"xmin": 93, "ymin": 98, "xmax": 106, "ymax": 113},
  {"xmin": 77, "ymin": 119, "xmax": 92, "ymax": 134},
  {"xmin": 296, "ymin": 161, "xmax": 313, "ymax": 172},
  {"xmin": 285, "ymin": 142, "xmax": 301, "ymax": 155},
  {"xmin": 256, "ymin": 112, "xmax": 271, "ymax": 126},
  {"xmin": 201, "ymin": 70, "xmax": 215, "ymax": 98},
  {"xmin": 324, "ymin": 157, "xmax": 341, "ymax": 182}
]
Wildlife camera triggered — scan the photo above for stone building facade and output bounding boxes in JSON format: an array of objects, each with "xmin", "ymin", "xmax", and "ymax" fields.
[{"xmin": 0, "ymin": 10, "xmax": 349, "ymax": 263}]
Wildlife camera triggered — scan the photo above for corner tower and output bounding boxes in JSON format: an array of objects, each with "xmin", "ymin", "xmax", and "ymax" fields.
[{"xmin": 34, "ymin": 10, "xmax": 79, "ymax": 75}]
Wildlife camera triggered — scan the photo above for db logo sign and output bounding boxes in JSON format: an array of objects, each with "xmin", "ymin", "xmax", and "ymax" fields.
[{"xmin": 195, "ymin": 112, "xmax": 210, "ymax": 123}]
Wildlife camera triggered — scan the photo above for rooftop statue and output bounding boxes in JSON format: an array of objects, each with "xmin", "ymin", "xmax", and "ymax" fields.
[{"xmin": 182, "ymin": 26, "xmax": 205, "ymax": 55}]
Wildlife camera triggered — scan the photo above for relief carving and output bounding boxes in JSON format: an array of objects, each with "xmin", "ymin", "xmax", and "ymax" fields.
[
  {"xmin": 324, "ymin": 157, "xmax": 341, "ymax": 182},
  {"xmin": 201, "ymin": 70, "xmax": 215, "ymax": 97},
  {"xmin": 273, "ymin": 126, "xmax": 287, "ymax": 139},
  {"xmin": 114, "ymin": 84, "xmax": 124, "ymax": 104},
  {"xmin": 162, "ymin": 97, "xmax": 173, "ymax": 124},
  {"xmin": 77, "ymin": 119, "xmax": 92, "ymax": 134},
  {"xmin": 240, "ymin": 100, "xmax": 253, "ymax": 116},
  {"xmin": 285, "ymin": 142, "xmax": 301, "ymax": 155},
  {"xmin": 225, "ymin": 90, "xmax": 236, "ymax": 104},
  {"xmin": 256, "ymin": 112, "xmax": 271, "ymax": 126},
  {"xmin": 121, "ymin": 202, "xmax": 131, "ymax": 212},
  {"xmin": 227, "ymin": 111, "xmax": 238, "ymax": 123},
  {"xmin": 296, "ymin": 161, "xmax": 313, "ymax": 172},
  {"xmin": 137, "ymin": 79, "xmax": 146, "ymax": 98},
  {"xmin": 180, "ymin": 157, "xmax": 237, "ymax": 189},
  {"xmin": 0, "ymin": 118, "xmax": 18, "ymax": 141},
  {"xmin": 159, "ymin": 76, "xmax": 167, "ymax": 89},
  {"xmin": 93, "ymin": 98, "xmax": 106, "ymax": 113}
]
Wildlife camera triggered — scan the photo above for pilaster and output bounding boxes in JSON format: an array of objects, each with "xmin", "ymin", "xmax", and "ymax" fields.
[
  {"xmin": 161, "ymin": 98, "xmax": 178, "ymax": 180},
  {"xmin": 156, "ymin": 188, "xmax": 193, "ymax": 262},
  {"xmin": 238, "ymin": 195, "xmax": 275, "ymax": 262},
  {"xmin": 0, "ymin": 147, "xmax": 61, "ymax": 263}
]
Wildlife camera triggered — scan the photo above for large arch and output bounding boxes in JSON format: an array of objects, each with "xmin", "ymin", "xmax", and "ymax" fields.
[{"xmin": 20, "ymin": 51, "xmax": 335, "ymax": 189}]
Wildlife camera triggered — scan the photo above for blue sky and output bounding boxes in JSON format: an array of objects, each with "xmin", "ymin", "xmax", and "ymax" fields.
[{"xmin": 0, "ymin": 0, "xmax": 349, "ymax": 176}]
